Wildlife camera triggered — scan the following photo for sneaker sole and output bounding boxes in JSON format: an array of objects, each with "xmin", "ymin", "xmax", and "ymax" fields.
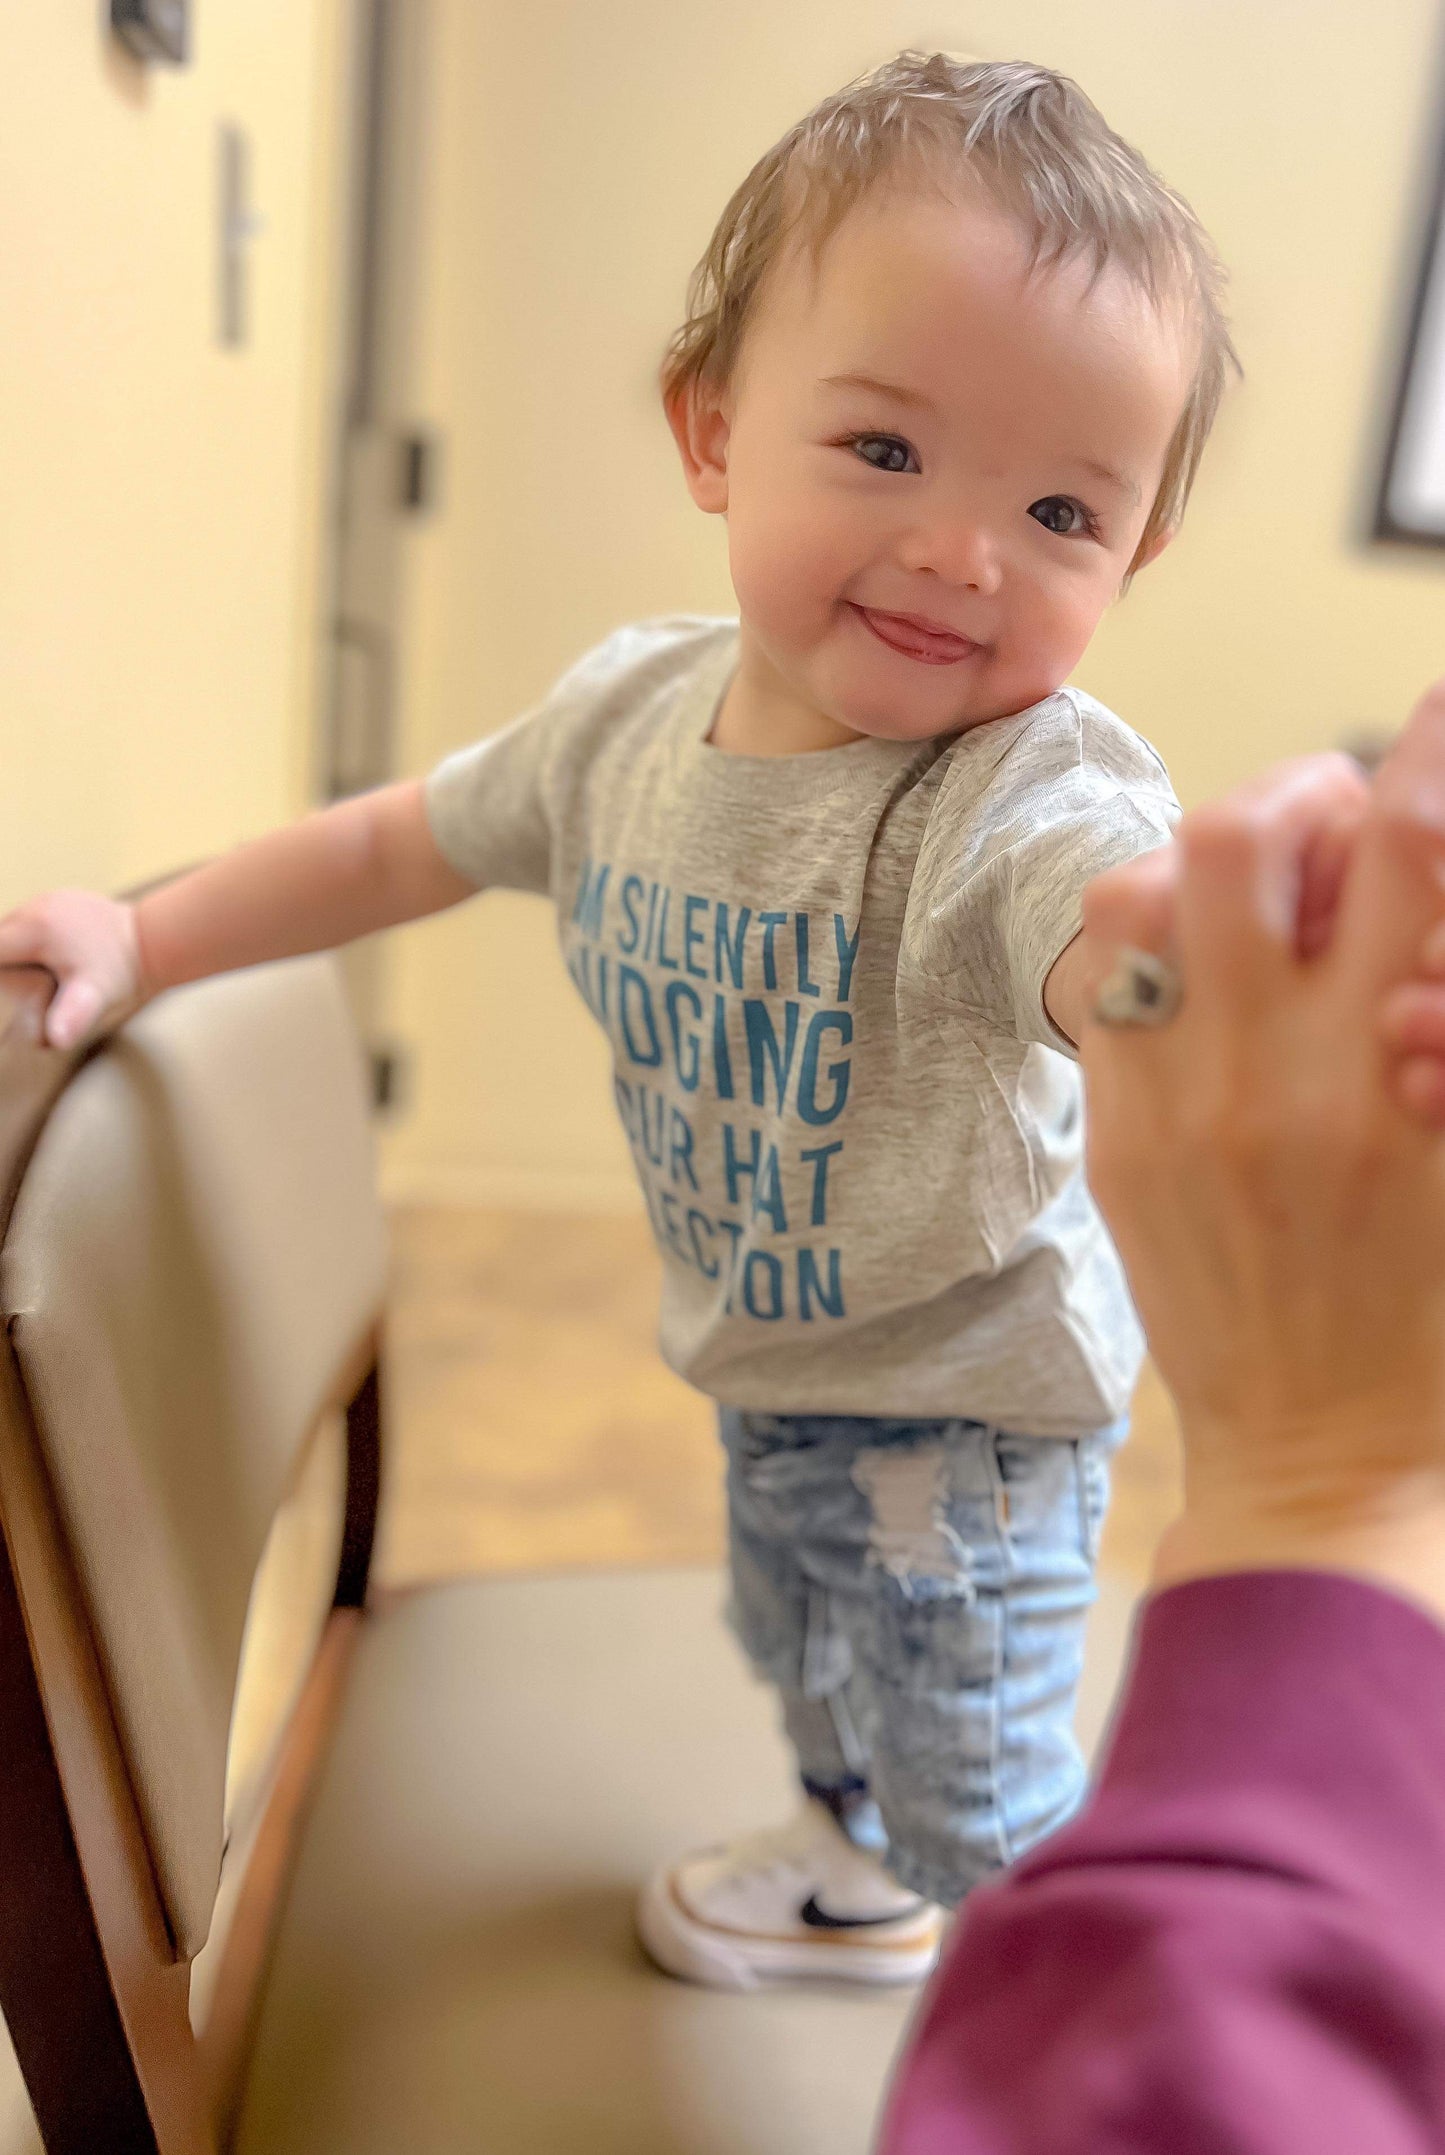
[{"xmin": 636, "ymin": 1868, "xmax": 942, "ymax": 1992}]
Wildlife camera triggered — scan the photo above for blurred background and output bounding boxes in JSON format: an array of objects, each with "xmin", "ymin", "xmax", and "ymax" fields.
[{"xmin": 4, "ymin": 0, "xmax": 1444, "ymax": 1592}]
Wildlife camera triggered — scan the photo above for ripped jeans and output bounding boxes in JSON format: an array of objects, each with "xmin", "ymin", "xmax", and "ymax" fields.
[{"xmin": 720, "ymin": 1409, "xmax": 1122, "ymax": 1908}]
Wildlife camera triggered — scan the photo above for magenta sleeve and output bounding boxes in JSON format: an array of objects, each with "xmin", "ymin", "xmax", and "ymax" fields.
[{"xmin": 879, "ymin": 1571, "xmax": 1445, "ymax": 2154}]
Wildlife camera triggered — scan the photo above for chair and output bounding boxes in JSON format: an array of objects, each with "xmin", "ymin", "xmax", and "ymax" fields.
[{"xmin": 0, "ymin": 956, "xmax": 1136, "ymax": 2153}]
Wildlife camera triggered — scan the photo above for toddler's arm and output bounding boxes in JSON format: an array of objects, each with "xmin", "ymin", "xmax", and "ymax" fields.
[{"xmin": 0, "ymin": 780, "xmax": 474, "ymax": 1049}]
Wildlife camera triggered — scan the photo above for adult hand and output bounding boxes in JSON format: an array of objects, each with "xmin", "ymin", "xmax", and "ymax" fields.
[{"xmin": 1081, "ymin": 685, "xmax": 1445, "ymax": 1617}]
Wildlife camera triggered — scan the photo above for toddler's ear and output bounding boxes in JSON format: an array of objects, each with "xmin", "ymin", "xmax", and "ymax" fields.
[
  {"xmin": 666, "ymin": 378, "xmax": 731, "ymax": 514},
  {"xmin": 1132, "ymin": 522, "xmax": 1176, "ymax": 574}
]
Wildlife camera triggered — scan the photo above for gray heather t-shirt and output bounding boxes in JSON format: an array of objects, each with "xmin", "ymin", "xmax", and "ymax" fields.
[{"xmin": 426, "ymin": 616, "xmax": 1179, "ymax": 1435}]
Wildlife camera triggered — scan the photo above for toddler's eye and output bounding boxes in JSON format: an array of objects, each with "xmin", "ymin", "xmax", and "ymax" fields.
[
  {"xmin": 850, "ymin": 434, "xmax": 919, "ymax": 475},
  {"xmin": 1028, "ymin": 495, "xmax": 1094, "ymax": 537}
]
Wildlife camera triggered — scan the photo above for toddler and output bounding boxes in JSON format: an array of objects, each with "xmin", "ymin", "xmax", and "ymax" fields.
[{"xmin": 1, "ymin": 54, "xmax": 1235, "ymax": 1990}]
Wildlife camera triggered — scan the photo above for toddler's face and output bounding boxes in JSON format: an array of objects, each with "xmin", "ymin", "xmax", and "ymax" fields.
[{"xmin": 681, "ymin": 186, "xmax": 1194, "ymax": 744}]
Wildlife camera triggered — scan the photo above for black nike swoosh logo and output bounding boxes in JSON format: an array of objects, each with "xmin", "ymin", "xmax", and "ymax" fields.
[{"xmin": 798, "ymin": 1893, "xmax": 920, "ymax": 1931}]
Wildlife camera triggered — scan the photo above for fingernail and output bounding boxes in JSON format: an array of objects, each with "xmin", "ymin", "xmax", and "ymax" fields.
[
  {"xmin": 1398, "ymin": 1055, "xmax": 1445, "ymax": 1124},
  {"xmin": 1379, "ymin": 984, "xmax": 1429, "ymax": 1043}
]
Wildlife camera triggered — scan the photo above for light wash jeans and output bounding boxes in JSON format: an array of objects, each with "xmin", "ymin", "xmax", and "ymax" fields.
[{"xmin": 720, "ymin": 1408, "xmax": 1122, "ymax": 1908}]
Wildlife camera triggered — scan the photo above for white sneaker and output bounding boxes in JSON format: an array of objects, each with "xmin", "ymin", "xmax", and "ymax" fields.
[{"xmin": 637, "ymin": 1798, "xmax": 944, "ymax": 1991}]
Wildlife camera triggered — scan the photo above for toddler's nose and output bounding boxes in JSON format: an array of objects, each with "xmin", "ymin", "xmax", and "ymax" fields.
[{"xmin": 899, "ymin": 519, "xmax": 1003, "ymax": 597}]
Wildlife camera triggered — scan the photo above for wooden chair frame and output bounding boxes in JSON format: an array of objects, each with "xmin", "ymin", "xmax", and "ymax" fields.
[{"xmin": 0, "ymin": 969, "xmax": 386, "ymax": 2154}]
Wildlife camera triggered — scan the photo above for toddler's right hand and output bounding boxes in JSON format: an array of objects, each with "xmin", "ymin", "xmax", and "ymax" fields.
[{"xmin": 0, "ymin": 891, "xmax": 147, "ymax": 1050}]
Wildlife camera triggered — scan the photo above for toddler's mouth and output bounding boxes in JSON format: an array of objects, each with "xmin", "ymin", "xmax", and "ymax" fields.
[{"xmin": 850, "ymin": 604, "xmax": 979, "ymax": 665}]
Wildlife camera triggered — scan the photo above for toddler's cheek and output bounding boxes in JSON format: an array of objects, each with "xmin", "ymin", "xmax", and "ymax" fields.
[
  {"xmin": 985, "ymin": 645, "xmax": 1070, "ymax": 719},
  {"xmin": 995, "ymin": 602, "xmax": 1103, "ymax": 712},
  {"xmin": 729, "ymin": 521, "xmax": 836, "ymax": 647}
]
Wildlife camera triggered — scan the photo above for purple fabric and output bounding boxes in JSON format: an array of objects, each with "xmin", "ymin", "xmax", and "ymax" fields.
[{"xmin": 880, "ymin": 1571, "xmax": 1445, "ymax": 2154}]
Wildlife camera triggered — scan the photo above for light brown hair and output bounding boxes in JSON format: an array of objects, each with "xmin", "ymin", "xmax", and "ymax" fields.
[{"xmin": 662, "ymin": 52, "xmax": 1239, "ymax": 573}]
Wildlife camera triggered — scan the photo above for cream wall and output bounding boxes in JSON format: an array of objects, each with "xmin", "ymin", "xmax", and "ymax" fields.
[
  {"xmin": 0, "ymin": 2, "xmax": 346, "ymax": 908},
  {"xmin": 383, "ymin": 0, "xmax": 1445, "ymax": 1208}
]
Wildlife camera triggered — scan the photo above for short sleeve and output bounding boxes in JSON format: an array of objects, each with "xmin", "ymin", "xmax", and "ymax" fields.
[
  {"xmin": 913, "ymin": 690, "xmax": 1180, "ymax": 1055},
  {"xmin": 423, "ymin": 622, "xmax": 704, "ymax": 894},
  {"xmin": 425, "ymin": 716, "xmax": 554, "ymax": 895}
]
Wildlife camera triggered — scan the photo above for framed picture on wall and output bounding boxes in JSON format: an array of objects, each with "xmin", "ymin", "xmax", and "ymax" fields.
[{"xmin": 1377, "ymin": 109, "xmax": 1445, "ymax": 546}]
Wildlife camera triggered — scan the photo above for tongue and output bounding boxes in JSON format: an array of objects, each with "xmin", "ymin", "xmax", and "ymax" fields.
[{"xmin": 866, "ymin": 609, "xmax": 969, "ymax": 659}]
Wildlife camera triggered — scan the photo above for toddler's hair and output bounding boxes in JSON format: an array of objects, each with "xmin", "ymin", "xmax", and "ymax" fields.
[{"xmin": 662, "ymin": 52, "xmax": 1238, "ymax": 573}]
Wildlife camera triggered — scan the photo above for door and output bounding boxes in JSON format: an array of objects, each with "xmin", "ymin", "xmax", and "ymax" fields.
[{"xmin": 322, "ymin": 0, "xmax": 433, "ymax": 1099}]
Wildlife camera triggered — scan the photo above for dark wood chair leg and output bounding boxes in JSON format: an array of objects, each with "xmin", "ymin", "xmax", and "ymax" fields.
[
  {"xmin": 0, "ymin": 1343, "xmax": 211, "ymax": 2155},
  {"xmin": 0, "ymin": 1532, "xmax": 159, "ymax": 2149},
  {"xmin": 334, "ymin": 1352, "xmax": 382, "ymax": 1611}
]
